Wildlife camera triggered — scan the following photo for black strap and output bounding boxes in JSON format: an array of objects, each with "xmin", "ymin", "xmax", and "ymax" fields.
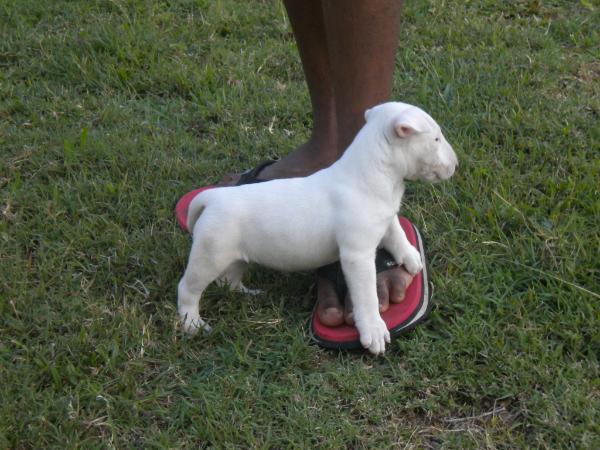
[
  {"xmin": 316, "ymin": 249, "xmax": 399, "ymax": 300},
  {"xmin": 236, "ymin": 160, "xmax": 277, "ymax": 185}
]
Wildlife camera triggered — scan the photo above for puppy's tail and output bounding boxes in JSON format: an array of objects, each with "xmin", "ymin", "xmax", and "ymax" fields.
[{"xmin": 187, "ymin": 193, "xmax": 207, "ymax": 234}]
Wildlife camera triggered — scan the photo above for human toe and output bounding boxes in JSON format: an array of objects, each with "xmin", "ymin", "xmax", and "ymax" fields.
[
  {"xmin": 376, "ymin": 276, "xmax": 390, "ymax": 312},
  {"xmin": 316, "ymin": 277, "xmax": 345, "ymax": 327},
  {"xmin": 389, "ymin": 267, "xmax": 414, "ymax": 303}
]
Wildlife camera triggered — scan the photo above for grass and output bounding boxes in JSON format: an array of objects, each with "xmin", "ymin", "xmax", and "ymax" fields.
[{"xmin": 1, "ymin": 0, "xmax": 599, "ymax": 447}]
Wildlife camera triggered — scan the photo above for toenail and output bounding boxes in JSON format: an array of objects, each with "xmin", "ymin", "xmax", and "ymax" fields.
[{"xmin": 323, "ymin": 307, "xmax": 342, "ymax": 317}]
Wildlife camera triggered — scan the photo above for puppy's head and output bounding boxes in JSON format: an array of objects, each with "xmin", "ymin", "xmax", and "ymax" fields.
[{"xmin": 365, "ymin": 102, "xmax": 458, "ymax": 182}]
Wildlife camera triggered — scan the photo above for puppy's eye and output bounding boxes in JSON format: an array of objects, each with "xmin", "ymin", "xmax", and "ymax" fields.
[{"xmin": 434, "ymin": 137, "xmax": 440, "ymax": 142}]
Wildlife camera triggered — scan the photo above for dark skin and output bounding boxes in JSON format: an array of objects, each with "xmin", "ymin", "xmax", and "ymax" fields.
[{"xmin": 222, "ymin": 0, "xmax": 414, "ymax": 326}]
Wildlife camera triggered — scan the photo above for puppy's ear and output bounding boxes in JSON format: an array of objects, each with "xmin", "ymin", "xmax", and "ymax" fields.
[
  {"xmin": 392, "ymin": 114, "xmax": 422, "ymax": 138},
  {"xmin": 364, "ymin": 108, "xmax": 372, "ymax": 122},
  {"xmin": 393, "ymin": 120, "xmax": 421, "ymax": 138}
]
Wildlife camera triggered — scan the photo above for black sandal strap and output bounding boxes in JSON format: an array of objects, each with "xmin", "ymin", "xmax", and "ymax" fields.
[
  {"xmin": 375, "ymin": 248, "xmax": 399, "ymax": 273},
  {"xmin": 316, "ymin": 248, "xmax": 399, "ymax": 300},
  {"xmin": 236, "ymin": 160, "xmax": 277, "ymax": 185}
]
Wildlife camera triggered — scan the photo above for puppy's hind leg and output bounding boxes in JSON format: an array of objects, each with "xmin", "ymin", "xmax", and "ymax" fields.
[
  {"xmin": 178, "ymin": 237, "xmax": 236, "ymax": 335},
  {"xmin": 217, "ymin": 261, "xmax": 263, "ymax": 296}
]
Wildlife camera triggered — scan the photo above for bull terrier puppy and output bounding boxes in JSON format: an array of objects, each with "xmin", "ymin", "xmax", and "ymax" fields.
[{"xmin": 178, "ymin": 102, "xmax": 458, "ymax": 354}]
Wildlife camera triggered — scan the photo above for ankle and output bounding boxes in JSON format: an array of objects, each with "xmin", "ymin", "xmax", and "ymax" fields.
[
  {"xmin": 258, "ymin": 134, "xmax": 339, "ymax": 180},
  {"xmin": 305, "ymin": 133, "xmax": 340, "ymax": 166}
]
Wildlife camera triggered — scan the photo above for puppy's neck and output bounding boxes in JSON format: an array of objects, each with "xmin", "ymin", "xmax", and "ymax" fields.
[{"xmin": 332, "ymin": 127, "xmax": 406, "ymax": 207}]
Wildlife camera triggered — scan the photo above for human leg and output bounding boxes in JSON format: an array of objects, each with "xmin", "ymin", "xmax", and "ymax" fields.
[
  {"xmin": 316, "ymin": 0, "xmax": 417, "ymax": 326},
  {"xmin": 255, "ymin": 0, "xmax": 341, "ymax": 180},
  {"xmin": 321, "ymin": 0, "xmax": 403, "ymax": 151}
]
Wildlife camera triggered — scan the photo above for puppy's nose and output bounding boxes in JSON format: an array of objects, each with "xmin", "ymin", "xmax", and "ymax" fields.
[
  {"xmin": 446, "ymin": 158, "xmax": 458, "ymax": 178},
  {"xmin": 448, "ymin": 164, "xmax": 456, "ymax": 178},
  {"xmin": 450, "ymin": 149, "xmax": 459, "ymax": 170}
]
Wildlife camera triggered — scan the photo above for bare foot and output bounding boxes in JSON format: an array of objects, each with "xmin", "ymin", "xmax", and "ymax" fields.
[
  {"xmin": 218, "ymin": 135, "xmax": 338, "ymax": 185},
  {"xmin": 341, "ymin": 267, "xmax": 414, "ymax": 326}
]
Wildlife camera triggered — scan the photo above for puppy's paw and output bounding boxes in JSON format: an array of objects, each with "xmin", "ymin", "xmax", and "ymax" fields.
[
  {"xmin": 400, "ymin": 246, "xmax": 423, "ymax": 275},
  {"xmin": 238, "ymin": 284, "xmax": 263, "ymax": 296},
  {"xmin": 179, "ymin": 310, "xmax": 212, "ymax": 335},
  {"xmin": 357, "ymin": 316, "xmax": 390, "ymax": 355}
]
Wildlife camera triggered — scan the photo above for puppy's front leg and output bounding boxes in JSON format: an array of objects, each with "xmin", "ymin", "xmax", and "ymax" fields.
[
  {"xmin": 381, "ymin": 219, "xmax": 423, "ymax": 275},
  {"xmin": 340, "ymin": 250, "xmax": 390, "ymax": 354}
]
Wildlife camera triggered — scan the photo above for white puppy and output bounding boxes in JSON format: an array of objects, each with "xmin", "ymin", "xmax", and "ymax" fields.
[{"xmin": 178, "ymin": 102, "xmax": 458, "ymax": 354}]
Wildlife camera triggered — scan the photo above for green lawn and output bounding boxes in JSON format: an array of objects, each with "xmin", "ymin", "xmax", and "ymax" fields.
[{"xmin": 1, "ymin": 0, "xmax": 599, "ymax": 448}]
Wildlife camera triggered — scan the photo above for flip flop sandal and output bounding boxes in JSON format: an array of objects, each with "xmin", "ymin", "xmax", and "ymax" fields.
[
  {"xmin": 309, "ymin": 216, "xmax": 431, "ymax": 350},
  {"xmin": 175, "ymin": 162, "xmax": 431, "ymax": 349},
  {"xmin": 174, "ymin": 160, "xmax": 277, "ymax": 232}
]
